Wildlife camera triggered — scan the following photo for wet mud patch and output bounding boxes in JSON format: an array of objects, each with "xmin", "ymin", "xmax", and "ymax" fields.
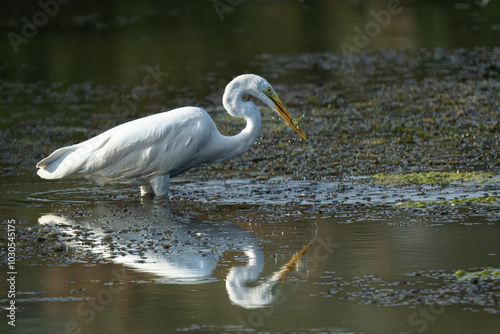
[
  {"xmin": 2, "ymin": 175, "xmax": 497, "ymax": 268},
  {"xmin": 248, "ymin": 47, "xmax": 500, "ymax": 177},
  {"xmin": 313, "ymin": 269, "xmax": 500, "ymax": 314},
  {"xmin": 0, "ymin": 218, "xmax": 110, "ymax": 267}
]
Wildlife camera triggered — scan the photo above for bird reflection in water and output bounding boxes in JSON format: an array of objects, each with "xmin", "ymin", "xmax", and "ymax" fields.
[{"xmin": 38, "ymin": 202, "xmax": 313, "ymax": 309}]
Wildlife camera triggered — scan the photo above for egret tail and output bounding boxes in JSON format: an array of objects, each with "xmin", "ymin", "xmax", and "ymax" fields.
[
  {"xmin": 37, "ymin": 135, "xmax": 111, "ymax": 180},
  {"xmin": 36, "ymin": 146, "xmax": 85, "ymax": 179}
]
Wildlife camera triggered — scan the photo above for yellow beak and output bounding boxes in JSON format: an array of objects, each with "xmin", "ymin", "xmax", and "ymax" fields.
[{"xmin": 271, "ymin": 96, "xmax": 308, "ymax": 141}]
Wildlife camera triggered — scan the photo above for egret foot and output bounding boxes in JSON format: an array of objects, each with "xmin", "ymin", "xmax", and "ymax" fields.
[
  {"xmin": 141, "ymin": 185, "xmax": 154, "ymax": 197},
  {"xmin": 151, "ymin": 174, "xmax": 171, "ymax": 197}
]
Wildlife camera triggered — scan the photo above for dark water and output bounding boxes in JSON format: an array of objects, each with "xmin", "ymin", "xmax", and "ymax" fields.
[{"xmin": 1, "ymin": 1, "xmax": 500, "ymax": 334}]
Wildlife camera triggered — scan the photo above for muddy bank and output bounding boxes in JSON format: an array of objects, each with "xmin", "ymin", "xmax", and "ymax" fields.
[{"xmin": 2, "ymin": 48, "xmax": 499, "ymax": 184}]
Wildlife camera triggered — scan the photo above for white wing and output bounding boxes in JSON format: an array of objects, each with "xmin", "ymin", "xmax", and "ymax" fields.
[{"xmin": 37, "ymin": 107, "xmax": 215, "ymax": 185}]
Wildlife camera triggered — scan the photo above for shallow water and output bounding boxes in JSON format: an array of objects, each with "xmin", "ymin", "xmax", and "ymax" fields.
[{"xmin": 1, "ymin": 1, "xmax": 500, "ymax": 334}]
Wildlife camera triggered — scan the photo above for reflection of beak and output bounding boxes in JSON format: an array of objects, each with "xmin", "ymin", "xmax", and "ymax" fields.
[
  {"xmin": 277, "ymin": 243, "xmax": 310, "ymax": 282},
  {"xmin": 271, "ymin": 97, "xmax": 308, "ymax": 141}
]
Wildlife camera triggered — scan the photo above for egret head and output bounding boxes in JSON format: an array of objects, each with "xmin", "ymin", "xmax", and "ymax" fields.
[
  {"xmin": 224, "ymin": 74, "xmax": 308, "ymax": 141},
  {"xmin": 259, "ymin": 83, "xmax": 307, "ymax": 141}
]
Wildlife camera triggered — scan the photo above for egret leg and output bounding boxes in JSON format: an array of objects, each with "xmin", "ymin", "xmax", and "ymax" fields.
[
  {"xmin": 151, "ymin": 174, "xmax": 171, "ymax": 197},
  {"xmin": 141, "ymin": 184, "xmax": 154, "ymax": 197}
]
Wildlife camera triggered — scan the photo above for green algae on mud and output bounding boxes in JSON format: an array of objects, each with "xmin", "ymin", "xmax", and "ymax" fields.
[
  {"xmin": 455, "ymin": 269, "xmax": 500, "ymax": 280},
  {"xmin": 373, "ymin": 171, "xmax": 499, "ymax": 185},
  {"xmin": 396, "ymin": 196, "xmax": 499, "ymax": 209}
]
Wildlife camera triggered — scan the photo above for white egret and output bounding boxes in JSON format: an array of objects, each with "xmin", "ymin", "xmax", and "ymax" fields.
[{"xmin": 36, "ymin": 74, "xmax": 307, "ymax": 197}]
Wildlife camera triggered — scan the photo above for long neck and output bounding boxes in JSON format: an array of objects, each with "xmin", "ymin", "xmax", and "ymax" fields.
[
  {"xmin": 197, "ymin": 82, "xmax": 262, "ymax": 163},
  {"xmin": 210, "ymin": 104, "xmax": 262, "ymax": 163},
  {"xmin": 232, "ymin": 106, "xmax": 262, "ymax": 157}
]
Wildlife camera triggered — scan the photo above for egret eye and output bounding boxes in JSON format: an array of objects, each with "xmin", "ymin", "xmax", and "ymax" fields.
[{"xmin": 266, "ymin": 86, "xmax": 273, "ymax": 94}]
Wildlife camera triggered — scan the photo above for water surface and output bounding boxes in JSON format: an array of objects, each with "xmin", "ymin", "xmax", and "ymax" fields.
[{"xmin": 1, "ymin": 1, "xmax": 500, "ymax": 333}]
